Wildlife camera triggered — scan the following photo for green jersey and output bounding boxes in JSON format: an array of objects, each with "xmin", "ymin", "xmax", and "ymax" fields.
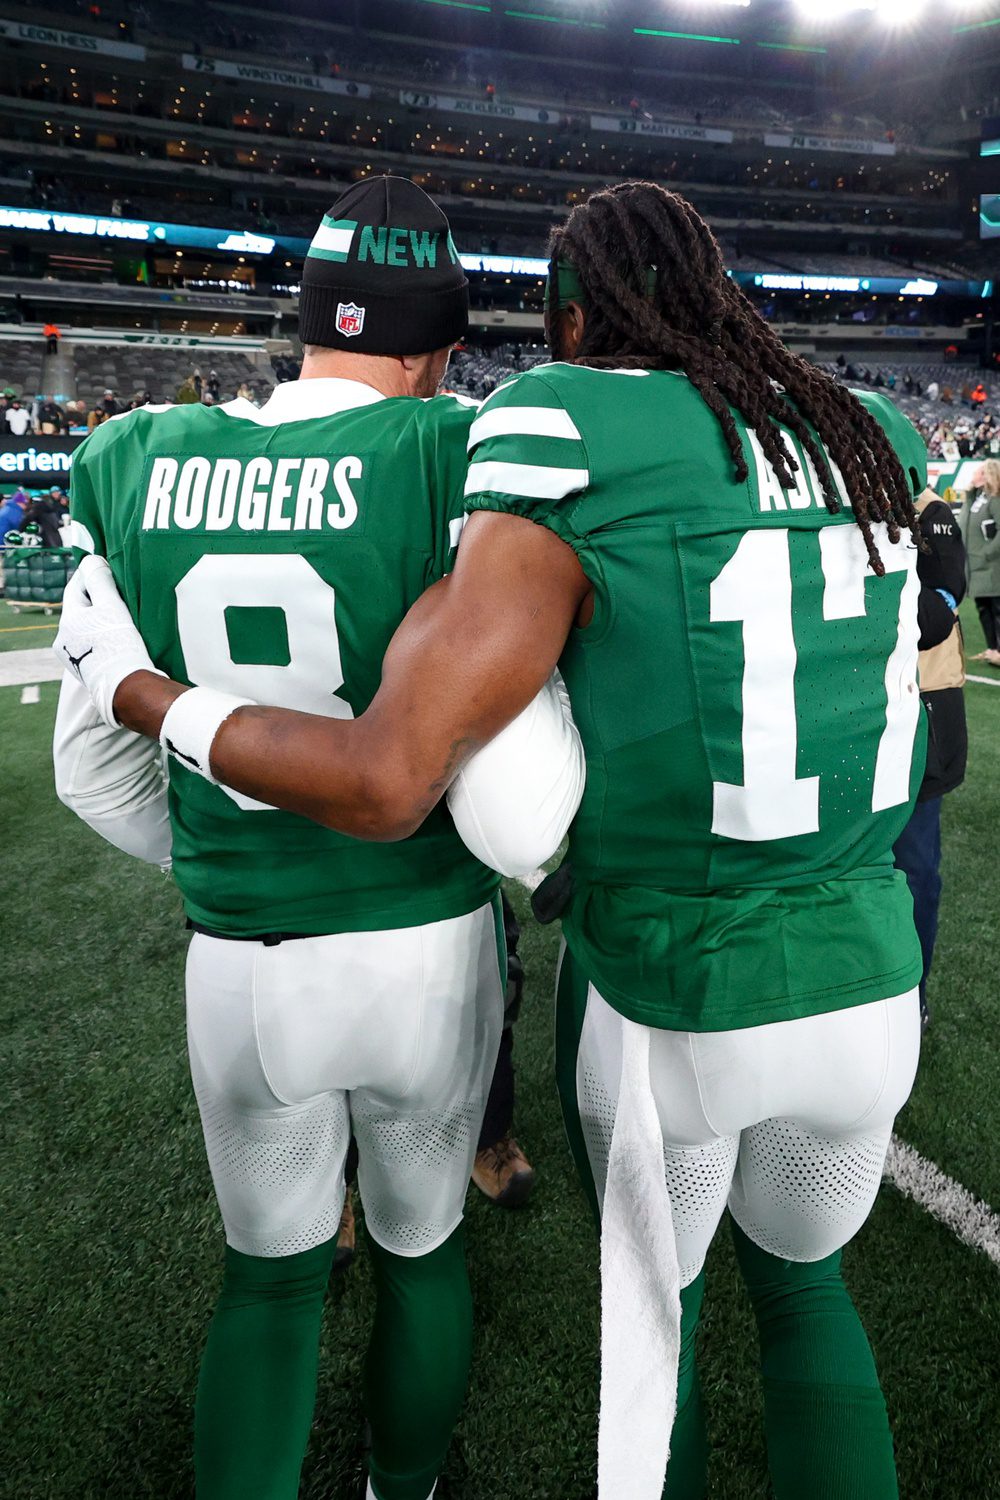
[
  {"xmin": 69, "ymin": 379, "xmax": 498, "ymax": 937},
  {"xmin": 465, "ymin": 364, "xmax": 927, "ymax": 1031}
]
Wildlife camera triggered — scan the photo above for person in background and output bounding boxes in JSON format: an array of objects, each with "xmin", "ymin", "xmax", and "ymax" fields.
[
  {"xmin": 5, "ymin": 399, "xmax": 31, "ymax": 436},
  {"xmin": 927, "ymin": 380, "xmax": 940, "ymax": 402},
  {"xmin": 38, "ymin": 396, "xmax": 66, "ymax": 434},
  {"xmin": 175, "ymin": 374, "xmax": 198, "ymax": 404},
  {"xmin": 0, "ymin": 487, "xmax": 28, "ymax": 546},
  {"xmin": 957, "ymin": 458, "xmax": 1000, "ymax": 666},
  {"xmin": 893, "ymin": 491, "xmax": 968, "ymax": 1029},
  {"xmin": 471, "ymin": 891, "xmax": 535, "ymax": 1206},
  {"xmin": 43, "ymin": 321, "xmax": 60, "ymax": 355},
  {"xmin": 207, "ymin": 369, "xmax": 221, "ymax": 401},
  {"xmin": 21, "ymin": 489, "xmax": 66, "ymax": 549}
]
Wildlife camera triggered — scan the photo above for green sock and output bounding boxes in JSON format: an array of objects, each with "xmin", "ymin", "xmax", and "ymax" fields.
[
  {"xmin": 732, "ymin": 1221, "xmax": 898, "ymax": 1500},
  {"xmin": 365, "ymin": 1225, "xmax": 473, "ymax": 1500},
  {"xmin": 195, "ymin": 1238, "xmax": 336, "ymax": 1500},
  {"xmin": 663, "ymin": 1271, "xmax": 709, "ymax": 1500}
]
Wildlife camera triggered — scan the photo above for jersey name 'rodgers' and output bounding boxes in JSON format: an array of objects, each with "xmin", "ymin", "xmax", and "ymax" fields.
[
  {"xmin": 142, "ymin": 453, "xmax": 365, "ymax": 533},
  {"xmin": 65, "ymin": 389, "xmax": 498, "ymax": 938}
]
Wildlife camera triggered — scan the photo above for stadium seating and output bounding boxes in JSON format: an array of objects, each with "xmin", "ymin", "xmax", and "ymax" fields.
[
  {"xmin": 71, "ymin": 346, "xmax": 266, "ymax": 408},
  {"xmin": 0, "ymin": 339, "xmax": 46, "ymax": 400}
]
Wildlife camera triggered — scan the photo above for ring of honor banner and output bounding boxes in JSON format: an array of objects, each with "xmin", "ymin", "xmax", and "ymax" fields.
[
  {"xmin": 399, "ymin": 90, "xmax": 565, "ymax": 124},
  {"xmin": 0, "ymin": 16, "xmax": 145, "ymax": 59},
  {"xmin": 590, "ymin": 114, "xmax": 733, "ymax": 145},
  {"xmin": 764, "ymin": 131, "xmax": 896, "ymax": 157},
  {"xmin": 182, "ymin": 54, "xmax": 371, "ymax": 99}
]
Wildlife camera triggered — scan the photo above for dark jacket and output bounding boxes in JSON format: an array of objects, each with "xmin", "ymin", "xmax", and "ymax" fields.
[{"xmin": 915, "ymin": 496, "xmax": 967, "ymax": 801}]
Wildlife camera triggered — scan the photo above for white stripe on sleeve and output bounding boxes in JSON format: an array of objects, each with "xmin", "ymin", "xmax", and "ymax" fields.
[
  {"xmin": 467, "ymin": 404, "xmax": 582, "ymax": 450},
  {"xmin": 464, "ymin": 459, "xmax": 589, "ymax": 501}
]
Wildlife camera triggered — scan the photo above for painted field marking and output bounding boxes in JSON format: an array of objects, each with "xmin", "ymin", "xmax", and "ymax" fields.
[
  {"xmin": 966, "ymin": 673, "xmax": 1000, "ymax": 687},
  {"xmin": 19, "ymin": 684, "xmax": 40, "ymax": 704},
  {"xmin": 0, "ymin": 623, "xmax": 59, "ymax": 635},
  {"xmin": 0, "ymin": 649, "xmax": 63, "ymax": 689},
  {"xmin": 885, "ymin": 1136, "xmax": 1000, "ymax": 1267}
]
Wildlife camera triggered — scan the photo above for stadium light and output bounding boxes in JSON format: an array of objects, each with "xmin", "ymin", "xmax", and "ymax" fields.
[
  {"xmin": 792, "ymin": 1, "xmax": 875, "ymax": 18},
  {"xmin": 873, "ymin": 0, "xmax": 927, "ymax": 22}
]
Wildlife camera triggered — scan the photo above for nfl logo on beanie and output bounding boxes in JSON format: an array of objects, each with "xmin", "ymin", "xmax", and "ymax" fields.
[
  {"xmin": 298, "ymin": 177, "xmax": 468, "ymax": 356},
  {"xmin": 336, "ymin": 303, "xmax": 365, "ymax": 338}
]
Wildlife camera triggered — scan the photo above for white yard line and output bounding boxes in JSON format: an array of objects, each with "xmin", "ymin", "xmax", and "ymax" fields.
[
  {"xmin": 885, "ymin": 1136, "xmax": 1000, "ymax": 1266},
  {"xmin": 0, "ymin": 648, "xmax": 63, "ymax": 689},
  {"xmin": 19, "ymin": 684, "xmax": 40, "ymax": 704},
  {"xmin": 966, "ymin": 673, "xmax": 1000, "ymax": 687}
]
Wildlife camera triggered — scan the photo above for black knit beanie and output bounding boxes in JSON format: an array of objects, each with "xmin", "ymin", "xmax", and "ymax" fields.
[{"xmin": 297, "ymin": 177, "xmax": 469, "ymax": 355}]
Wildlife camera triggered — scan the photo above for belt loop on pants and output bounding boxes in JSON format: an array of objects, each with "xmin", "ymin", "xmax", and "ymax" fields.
[{"xmin": 598, "ymin": 1013, "xmax": 681, "ymax": 1500}]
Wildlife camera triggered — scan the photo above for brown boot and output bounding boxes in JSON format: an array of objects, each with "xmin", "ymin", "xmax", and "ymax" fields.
[
  {"xmin": 472, "ymin": 1136, "xmax": 535, "ymax": 1208},
  {"xmin": 333, "ymin": 1187, "xmax": 356, "ymax": 1273}
]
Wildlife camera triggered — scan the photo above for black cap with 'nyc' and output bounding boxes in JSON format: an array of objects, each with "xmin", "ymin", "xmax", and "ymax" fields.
[{"xmin": 297, "ymin": 176, "xmax": 469, "ymax": 355}]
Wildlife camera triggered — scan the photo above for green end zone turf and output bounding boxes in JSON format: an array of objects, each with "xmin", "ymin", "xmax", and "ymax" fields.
[{"xmin": 3, "ymin": 676, "xmax": 1000, "ymax": 1497}]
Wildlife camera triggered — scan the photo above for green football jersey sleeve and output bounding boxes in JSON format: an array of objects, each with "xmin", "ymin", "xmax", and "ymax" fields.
[
  {"xmin": 69, "ymin": 390, "xmax": 497, "ymax": 937},
  {"xmin": 465, "ymin": 363, "xmax": 926, "ymax": 1031}
]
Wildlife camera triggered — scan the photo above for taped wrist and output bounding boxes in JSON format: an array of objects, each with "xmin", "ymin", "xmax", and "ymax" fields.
[{"xmin": 159, "ymin": 687, "xmax": 255, "ymax": 784}]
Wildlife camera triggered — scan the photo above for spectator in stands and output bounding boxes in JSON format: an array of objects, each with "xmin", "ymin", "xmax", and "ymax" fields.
[
  {"xmin": 236, "ymin": 380, "xmax": 256, "ymax": 403},
  {"xmin": 42, "ymin": 321, "xmax": 60, "ymax": 356},
  {"xmin": 21, "ymin": 491, "xmax": 65, "ymax": 549},
  {"xmin": 958, "ymin": 459, "xmax": 1000, "ymax": 666},
  {"xmin": 893, "ymin": 490, "xmax": 968, "ymax": 1030},
  {"xmin": 0, "ymin": 488, "xmax": 27, "ymax": 546},
  {"xmin": 903, "ymin": 371, "xmax": 914, "ymax": 394},
  {"xmin": 207, "ymin": 369, "xmax": 221, "ymax": 401},
  {"xmin": 5, "ymin": 400, "xmax": 30, "ymax": 436},
  {"xmin": 37, "ymin": 397, "xmax": 66, "ymax": 434},
  {"xmin": 176, "ymin": 374, "xmax": 198, "ymax": 404},
  {"xmin": 972, "ymin": 382, "xmax": 987, "ymax": 407},
  {"xmin": 942, "ymin": 386, "xmax": 954, "ymax": 404},
  {"xmin": 192, "ymin": 367, "xmax": 203, "ymax": 398},
  {"xmin": 927, "ymin": 379, "xmax": 940, "ymax": 402}
]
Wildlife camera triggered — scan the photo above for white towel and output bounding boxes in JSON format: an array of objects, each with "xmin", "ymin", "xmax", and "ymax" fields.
[{"xmin": 598, "ymin": 1014, "xmax": 682, "ymax": 1500}]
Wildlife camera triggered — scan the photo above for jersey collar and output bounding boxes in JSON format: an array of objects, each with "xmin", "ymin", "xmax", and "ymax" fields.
[{"xmin": 221, "ymin": 377, "xmax": 387, "ymax": 427}]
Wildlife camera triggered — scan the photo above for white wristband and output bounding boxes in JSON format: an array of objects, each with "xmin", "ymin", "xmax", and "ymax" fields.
[{"xmin": 159, "ymin": 687, "xmax": 255, "ymax": 784}]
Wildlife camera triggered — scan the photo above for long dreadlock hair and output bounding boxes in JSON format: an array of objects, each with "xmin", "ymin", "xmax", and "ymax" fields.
[{"xmin": 547, "ymin": 182, "xmax": 920, "ymax": 575}]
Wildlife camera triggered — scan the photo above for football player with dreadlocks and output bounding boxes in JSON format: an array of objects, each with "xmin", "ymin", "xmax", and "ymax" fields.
[{"xmin": 60, "ymin": 182, "xmax": 942, "ymax": 1500}]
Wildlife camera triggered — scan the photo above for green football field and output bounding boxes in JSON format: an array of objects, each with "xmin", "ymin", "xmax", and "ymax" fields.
[{"xmin": 3, "ymin": 617, "xmax": 1000, "ymax": 1499}]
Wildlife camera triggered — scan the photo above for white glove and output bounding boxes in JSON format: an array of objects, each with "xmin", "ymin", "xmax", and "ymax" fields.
[{"xmin": 53, "ymin": 555, "xmax": 162, "ymax": 727}]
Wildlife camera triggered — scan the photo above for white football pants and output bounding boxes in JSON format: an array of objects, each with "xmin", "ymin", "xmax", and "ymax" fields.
[
  {"xmin": 571, "ymin": 979, "xmax": 922, "ymax": 1284},
  {"xmin": 185, "ymin": 899, "xmax": 504, "ymax": 1259}
]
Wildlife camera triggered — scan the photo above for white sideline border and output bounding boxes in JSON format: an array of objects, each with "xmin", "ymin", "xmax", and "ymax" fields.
[{"xmin": 884, "ymin": 1137, "xmax": 1000, "ymax": 1267}]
